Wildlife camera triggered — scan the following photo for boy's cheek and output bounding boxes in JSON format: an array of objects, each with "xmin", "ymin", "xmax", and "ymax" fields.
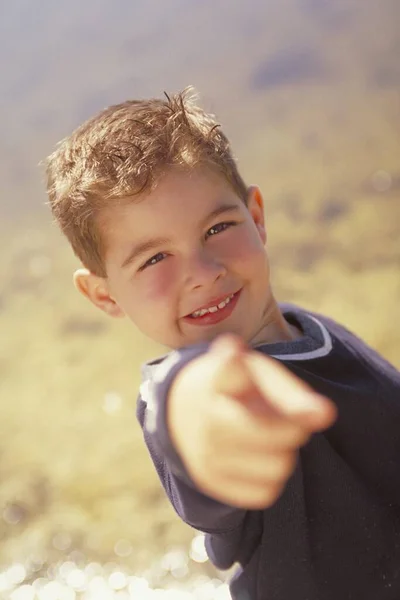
[
  {"xmin": 224, "ymin": 233, "xmax": 266, "ymax": 267},
  {"xmin": 140, "ymin": 266, "xmax": 176, "ymax": 302}
]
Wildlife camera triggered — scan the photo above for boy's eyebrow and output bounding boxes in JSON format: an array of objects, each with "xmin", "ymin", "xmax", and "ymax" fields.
[
  {"xmin": 204, "ymin": 202, "xmax": 239, "ymax": 225},
  {"xmin": 121, "ymin": 237, "xmax": 171, "ymax": 268},
  {"xmin": 121, "ymin": 202, "xmax": 240, "ymax": 268}
]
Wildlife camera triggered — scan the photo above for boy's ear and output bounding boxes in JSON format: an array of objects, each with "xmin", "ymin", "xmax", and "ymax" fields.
[
  {"xmin": 247, "ymin": 185, "xmax": 267, "ymax": 244},
  {"xmin": 73, "ymin": 268, "xmax": 125, "ymax": 318}
]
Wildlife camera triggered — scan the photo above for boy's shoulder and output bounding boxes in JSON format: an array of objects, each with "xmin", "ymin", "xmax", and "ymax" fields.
[{"xmin": 278, "ymin": 302, "xmax": 400, "ymax": 392}]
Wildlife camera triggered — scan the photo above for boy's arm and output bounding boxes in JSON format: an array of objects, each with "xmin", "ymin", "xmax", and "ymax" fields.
[
  {"xmin": 136, "ymin": 343, "xmax": 248, "ymax": 535},
  {"xmin": 137, "ymin": 336, "xmax": 335, "ymax": 533}
]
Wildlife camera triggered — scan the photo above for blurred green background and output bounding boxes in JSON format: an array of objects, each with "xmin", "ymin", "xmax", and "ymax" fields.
[{"xmin": 0, "ymin": 0, "xmax": 399, "ymax": 589}]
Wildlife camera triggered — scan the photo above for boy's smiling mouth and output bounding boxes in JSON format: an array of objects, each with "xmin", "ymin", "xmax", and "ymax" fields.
[
  {"xmin": 183, "ymin": 290, "xmax": 242, "ymax": 326},
  {"xmin": 191, "ymin": 293, "xmax": 235, "ymax": 317}
]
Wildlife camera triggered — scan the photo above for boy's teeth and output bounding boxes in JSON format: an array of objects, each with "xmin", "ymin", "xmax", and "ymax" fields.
[{"xmin": 191, "ymin": 294, "xmax": 234, "ymax": 318}]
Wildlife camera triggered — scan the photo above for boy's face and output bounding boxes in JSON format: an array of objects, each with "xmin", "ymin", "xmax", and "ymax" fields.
[{"xmin": 78, "ymin": 167, "xmax": 273, "ymax": 349}]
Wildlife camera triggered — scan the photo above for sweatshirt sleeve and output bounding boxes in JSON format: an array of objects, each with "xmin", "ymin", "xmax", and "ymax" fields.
[{"xmin": 136, "ymin": 344, "xmax": 247, "ymax": 535}]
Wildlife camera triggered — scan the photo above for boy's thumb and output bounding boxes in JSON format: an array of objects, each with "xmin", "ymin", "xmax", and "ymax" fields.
[
  {"xmin": 210, "ymin": 334, "xmax": 255, "ymax": 399},
  {"xmin": 210, "ymin": 333, "xmax": 247, "ymax": 358}
]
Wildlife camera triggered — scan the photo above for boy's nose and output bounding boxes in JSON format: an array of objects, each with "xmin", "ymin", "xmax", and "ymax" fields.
[{"xmin": 186, "ymin": 250, "xmax": 227, "ymax": 290}]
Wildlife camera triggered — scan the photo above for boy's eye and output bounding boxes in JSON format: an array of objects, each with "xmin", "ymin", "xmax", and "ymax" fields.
[
  {"xmin": 206, "ymin": 221, "xmax": 236, "ymax": 239},
  {"xmin": 139, "ymin": 252, "xmax": 166, "ymax": 271}
]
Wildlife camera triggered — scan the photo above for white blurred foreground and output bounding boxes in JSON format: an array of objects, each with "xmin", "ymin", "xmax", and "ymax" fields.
[{"xmin": 1, "ymin": 535, "xmax": 231, "ymax": 600}]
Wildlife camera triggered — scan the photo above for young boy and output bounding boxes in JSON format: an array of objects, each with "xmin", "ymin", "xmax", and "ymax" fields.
[{"xmin": 45, "ymin": 89, "xmax": 400, "ymax": 600}]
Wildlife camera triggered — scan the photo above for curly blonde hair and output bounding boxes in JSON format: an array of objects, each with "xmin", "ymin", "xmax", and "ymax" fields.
[{"xmin": 45, "ymin": 87, "xmax": 247, "ymax": 276}]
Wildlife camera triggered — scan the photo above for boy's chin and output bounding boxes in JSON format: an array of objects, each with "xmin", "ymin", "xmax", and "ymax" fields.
[{"xmin": 181, "ymin": 326, "xmax": 246, "ymax": 348}]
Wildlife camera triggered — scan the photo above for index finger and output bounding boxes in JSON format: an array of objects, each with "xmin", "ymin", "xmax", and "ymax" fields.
[{"xmin": 243, "ymin": 351, "xmax": 337, "ymax": 432}]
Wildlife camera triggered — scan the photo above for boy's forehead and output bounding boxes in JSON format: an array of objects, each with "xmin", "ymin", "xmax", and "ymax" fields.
[
  {"xmin": 146, "ymin": 165, "xmax": 237, "ymax": 201},
  {"xmin": 103, "ymin": 167, "xmax": 242, "ymax": 233}
]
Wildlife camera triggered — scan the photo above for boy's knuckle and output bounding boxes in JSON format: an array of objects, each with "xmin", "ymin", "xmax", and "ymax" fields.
[
  {"xmin": 286, "ymin": 426, "xmax": 310, "ymax": 448},
  {"xmin": 282, "ymin": 451, "xmax": 298, "ymax": 474},
  {"xmin": 297, "ymin": 429, "xmax": 311, "ymax": 447},
  {"xmin": 265, "ymin": 452, "xmax": 297, "ymax": 482},
  {"xmin": 256, "ymin": 485, "xmax": 281, "ymax": 508},
  {"xmin": 281, "ymin": 423, "xmax": 310, "ymax": 447}
]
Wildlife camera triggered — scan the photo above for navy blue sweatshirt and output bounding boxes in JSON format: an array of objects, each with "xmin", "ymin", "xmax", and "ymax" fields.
[{"xmin": 137, "ymin": 304, "xmax": 400, "ymax": 600}]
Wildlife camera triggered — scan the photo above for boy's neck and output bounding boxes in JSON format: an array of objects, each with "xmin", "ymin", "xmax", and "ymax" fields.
[{"xmin": 250, "ymin": 300, "xmax": 303, "ymax": 347}]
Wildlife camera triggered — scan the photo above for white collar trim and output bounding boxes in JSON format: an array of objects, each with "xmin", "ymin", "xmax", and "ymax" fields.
[{"xmin": 256, "ymin": 315, "xmax": 333, "ymax": 362}]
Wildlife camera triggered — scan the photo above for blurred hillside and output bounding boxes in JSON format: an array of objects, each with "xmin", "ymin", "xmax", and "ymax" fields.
[{"xmin": 0, "ymin": 0, "xmax": 399, "ymax": 579}]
